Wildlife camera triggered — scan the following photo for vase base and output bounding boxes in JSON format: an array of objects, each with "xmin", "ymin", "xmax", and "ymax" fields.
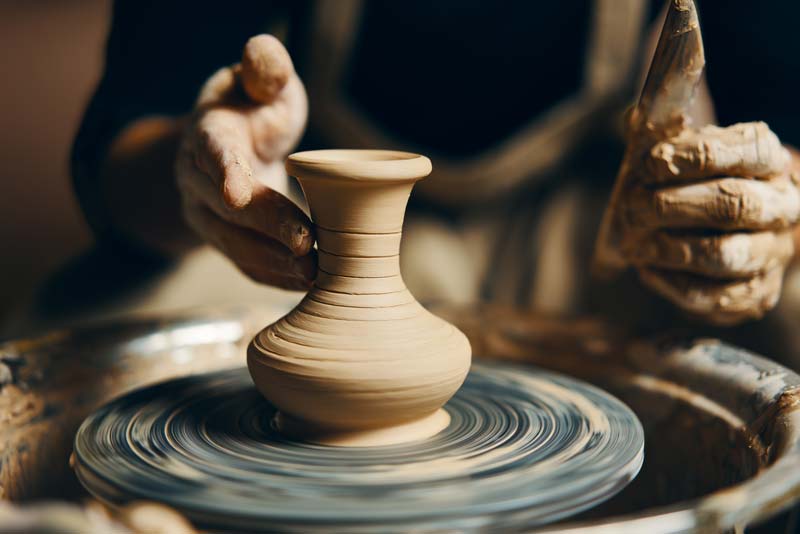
[{"xmin": 274, "ymin": 409, "xmax": 451, "ymax": 447}]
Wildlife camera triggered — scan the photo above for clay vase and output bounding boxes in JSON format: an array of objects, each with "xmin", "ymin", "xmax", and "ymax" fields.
[{"xmin": 247, "ymin": 150, "xmax": 472, "ymax": 446}]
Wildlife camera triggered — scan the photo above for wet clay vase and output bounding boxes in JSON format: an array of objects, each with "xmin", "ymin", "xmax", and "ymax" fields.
[{"xmin": 247, "ymin": 150, "xmax": 472, "ymax": 446}]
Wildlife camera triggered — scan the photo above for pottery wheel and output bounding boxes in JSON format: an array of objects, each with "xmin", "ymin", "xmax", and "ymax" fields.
[{"xmin": 73, "ymin": 362, "xmax": 644, "ymax": 532}]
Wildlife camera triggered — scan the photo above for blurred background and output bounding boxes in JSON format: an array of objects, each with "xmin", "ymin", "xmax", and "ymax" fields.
[
  {"xmin": 0, "ymin": 0, "xmax": 108, "ymax": 334},
  {"xmin": 2, "ymin": 0, "xmax": 799, "ymax": 346}
]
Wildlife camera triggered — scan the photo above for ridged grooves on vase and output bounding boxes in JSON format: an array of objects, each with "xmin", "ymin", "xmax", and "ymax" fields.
[{"xmin": 247, "ymin": 150, "xmax": 472, "ymax": 446}]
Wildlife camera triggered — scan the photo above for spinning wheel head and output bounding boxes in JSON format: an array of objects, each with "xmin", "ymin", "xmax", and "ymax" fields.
[{"xmin": 73, "ymin": 362, "xmax": 643, "ymax": 532}]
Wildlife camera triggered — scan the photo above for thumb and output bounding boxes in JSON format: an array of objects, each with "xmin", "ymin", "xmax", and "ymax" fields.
[{"xmin": 240, "ymin": 34, "xmax": 294, "ymax": 105}]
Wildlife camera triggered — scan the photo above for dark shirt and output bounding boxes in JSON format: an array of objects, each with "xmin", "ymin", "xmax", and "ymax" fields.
[{"xmin": 72, "ymin": 0, "xmax": 800, "ymax": 244}]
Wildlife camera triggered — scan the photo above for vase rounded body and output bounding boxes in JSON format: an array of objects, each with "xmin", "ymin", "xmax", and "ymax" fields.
[{"xmin": 247, "ymin": 150, "xmax": 471, "ymax": 446}]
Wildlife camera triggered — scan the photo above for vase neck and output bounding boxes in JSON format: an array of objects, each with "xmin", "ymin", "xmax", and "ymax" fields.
[
  {"xmin": 286, "ymin": 149, "xmax": 431, "ymax": 235},
  {"xmin": 298, "ymin": 178, "xmax": 416, "ymax": 235},
  {"xmin": 286, "ymin": 150, "xmax": 430, "ymax": 286}
]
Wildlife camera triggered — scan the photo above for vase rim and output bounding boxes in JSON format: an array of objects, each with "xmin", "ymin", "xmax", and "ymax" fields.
[{"xmin": 286, "ymin": 149, "xmax": 432, "ymax": 183}]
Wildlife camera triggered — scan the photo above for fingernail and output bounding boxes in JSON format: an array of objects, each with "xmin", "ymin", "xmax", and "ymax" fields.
[{"xmin": 280, "ymin": 221, "xmax": 312, "ymax": 254}]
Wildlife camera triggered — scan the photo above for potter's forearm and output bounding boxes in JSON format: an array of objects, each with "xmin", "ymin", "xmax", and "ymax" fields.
[{"xmin": 99, "ymin": 116, "xmax": 198, "ymax": 257}]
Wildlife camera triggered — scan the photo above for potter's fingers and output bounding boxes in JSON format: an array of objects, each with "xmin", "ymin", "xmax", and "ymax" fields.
[
  {"xmin": 240, "ymin": 34, "xmax": 294, "ymax": 105},
  {"xmin": 192, "ymin": 108, "xmax": 255, "ymax": 209},
  {"xmin": 626, "ymin": 175, "xmax": 800, "ymax": 231},
  {"xmin": 623, "ymin": 230, "xmax": 795, "ymax": 278},
  {"xmin": 638, "ymin": 266, "xmax": 784, "ymax": 326},
  {"xmin": 196, "ymin": 66, "xmax": 241, "ymax": 108},
  {"xmin": 644, "ymin": 122, "xmax": 790, "ymax": 184},
  {"xmin": 182, "ymin": 203, "xmax": 316, "ymax": 288},
  {"xmin": 179, "ymin": 154, "xmax": 313, "ymax": 256},
  {"xmin": 246, "ymin": 181, "xmax": 315, "ymax": 255},
  {"xmin": 249, "ymin": 74, "xmax": 308, "ymax": 162},
  {"xmin": 196, "ymin": 35, "xmax": 293, "ymax": 108}
]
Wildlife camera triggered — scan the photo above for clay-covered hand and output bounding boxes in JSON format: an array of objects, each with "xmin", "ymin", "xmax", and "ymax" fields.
[
  {"xmin": 594, "ymin": 0, "xmax": 800, "ymax": 325},
  {"xmin": 176, "ymin": 35, "xmax": 315, "ymax": 290},
  {"xmin": 618, "ymin": 122, "xmax": 800, "ymax": 324}
]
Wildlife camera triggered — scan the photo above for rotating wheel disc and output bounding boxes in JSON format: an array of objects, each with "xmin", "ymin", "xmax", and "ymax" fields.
[{"xmin": 74, "ymin": 362, "xmax": 644, "ymax": 532}]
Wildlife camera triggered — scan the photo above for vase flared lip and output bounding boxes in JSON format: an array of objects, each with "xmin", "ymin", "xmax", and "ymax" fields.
[{"xmin": 286, "ymin": 149, "xmax": 432, "ymax": 183}]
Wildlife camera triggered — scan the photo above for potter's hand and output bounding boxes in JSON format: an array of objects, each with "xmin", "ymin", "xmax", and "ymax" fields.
[
  {"xmin": 616, "ymin": 122, "xmax": 800, "ymax": 324},
  {"xmin": 594, "ymin": 1, "xmax": 800, "ymax": 325},
  {"xmin": 176, "ymin": 35, "xmax": 314, "ymax": 290}
]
